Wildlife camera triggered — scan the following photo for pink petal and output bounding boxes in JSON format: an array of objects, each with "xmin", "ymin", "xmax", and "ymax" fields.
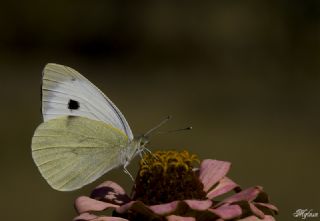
[
  {"xmin": 90, "ymin": 181, "xmax": 130, "ymax": 205},
  {"xmin": 73, "ymin": 213, "xmax": 98, "ymax": 221},
  {"xmin": 255, "ymin": 203, "xmax": 279, "ymax": 214},
  {"xmin": 199, "ymin": 159, "xmax": 231, "ymax": 192},
  {"xmin": 218, "ymin": 186, "xmax": 263, "ymax": 205},
  {"xmin": 116, "ymin": 201, "xmax": 161, "ymax": 220},
  {"xmin": 166, "ymin": 215, "xmax": 196, "ymax": 221},
  {"xmin": 116, "ymin": 201, "xmax": 137, "ymax": 214},
  {"xmin": 149, "ymin": 201, "xmax": 180, "ymax": 215},
  {"xmin": 75, "ymin": 196, "xmax": 119, "ymax": 214},
  {"xmin": 249, "ymin": 203, "xmax": 265, "ymax": 219},
  {"xmin": 91, "ymin": 217, "xmax": 129, "ymax": 221},
  {"xmin": 209, "ymin": 204, "xmax": 242, "ymax": 219},
  {"xmin": 149, "ymin": 200, "xmax": 212, "ymax": 215},
  {"xmin": 184, "ymin": 200, "xmax": 212, "ymax": 211},
  {"xmin": 95, "ymin": 181, "xmax": 127, "ymax": 194},
  {"xmin": 238, "ymin": 215, "xmax": 276, "ymax": 221},
  {"xmin": 263, "ymin": 215, "xmax": 276, "ymax": 221},
  {"xmin": 73, "ymin": 213, "xmax": 128, "ymax": 221},
  {"xmin": 206, "ymin": 177, "xmax": 239, "ymax": 199}
]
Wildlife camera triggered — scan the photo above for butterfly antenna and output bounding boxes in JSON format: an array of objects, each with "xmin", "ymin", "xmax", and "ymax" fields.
[
  {"xmin": 144, "ymin": 115, "xmax": 172, "ymax": 137},
  {"xmin": 157, "ymin": 126, "xmax": 192, "ymax": 135}
]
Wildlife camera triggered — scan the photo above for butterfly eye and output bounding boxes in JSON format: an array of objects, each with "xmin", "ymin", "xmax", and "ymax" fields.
[
  {"xmin": 140, "ymin": 139, "xmax": 150, "ymax": 147},
  {"xmin": 140, "ymin": 139, "xmax": 149, "ymax": 146}
]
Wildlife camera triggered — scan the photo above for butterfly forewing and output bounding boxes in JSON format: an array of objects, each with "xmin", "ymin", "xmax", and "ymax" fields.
[
  {"xmin": 42, "ymin": 63, "xmax": 133, "ymax": 140},
  {"xmin": 32, "ymin": 116, "xmax": 129, "ymax": 191}
]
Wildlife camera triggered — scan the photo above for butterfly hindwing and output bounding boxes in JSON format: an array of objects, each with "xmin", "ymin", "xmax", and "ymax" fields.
[
  {"xmin": 31, "ymin": 116, "xmax": 129, "ymax": 191},
  {"xmin": 42, "ymin": 63, "xmax": 133, "ymax": 140}
]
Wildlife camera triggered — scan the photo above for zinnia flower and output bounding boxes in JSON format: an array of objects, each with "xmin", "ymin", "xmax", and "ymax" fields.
[{"xmin": 74, "ymin": 151, "xmax": 278, "ymax": 221}]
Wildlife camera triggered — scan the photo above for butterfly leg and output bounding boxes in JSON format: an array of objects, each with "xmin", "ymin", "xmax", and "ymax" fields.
[
  {"xmin": 138, "ymin": 149, "xmax": 148, "ymax": 165},
  {"xmin": 123, "ymin": 162, "xmax": 134, "ymax": 181},
  {"xmin": 143, "ymin": 147, "xmax": 152, "ymax": 154},
  {"xmin": 142, "ymin": 147, "xmax": 159, "ymax": 160}
]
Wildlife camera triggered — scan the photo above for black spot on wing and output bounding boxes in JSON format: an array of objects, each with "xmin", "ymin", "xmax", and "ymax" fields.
[{"xmin": 68, "ymin": 99, "xmax": 80, "ymax": 110}]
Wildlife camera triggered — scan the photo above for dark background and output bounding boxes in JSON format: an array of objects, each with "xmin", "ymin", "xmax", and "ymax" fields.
[{"xmin": 1, "ymin": 1, "xmax": 320, "ymax": 220}]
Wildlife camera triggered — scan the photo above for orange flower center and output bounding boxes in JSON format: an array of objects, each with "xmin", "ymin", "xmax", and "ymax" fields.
[{"xmin": 132, "ymin": 150, "xmax": 207, "ymax": 205}]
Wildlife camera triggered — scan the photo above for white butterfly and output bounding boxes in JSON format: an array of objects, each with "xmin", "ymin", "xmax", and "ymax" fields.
[{"xmin": 32, "ymin": 63, "xmax": 160, "ymax": 191}]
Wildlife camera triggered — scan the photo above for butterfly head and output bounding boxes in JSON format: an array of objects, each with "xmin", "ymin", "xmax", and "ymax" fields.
[
  {"xmin": 133, "ymin": 135, "xmax": 149, "ymax": 148},
  {"xmin": 139, "ymin": 135, "xmax": 150, "ymax": 147}
]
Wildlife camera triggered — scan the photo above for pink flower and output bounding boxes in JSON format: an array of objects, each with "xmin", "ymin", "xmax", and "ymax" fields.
[{"xmin": 74, "ymin": 151, "xmax": 278, "ymax": 221}]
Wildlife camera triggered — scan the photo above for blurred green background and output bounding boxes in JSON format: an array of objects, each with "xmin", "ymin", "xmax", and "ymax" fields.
[{"xmin": 1, "ymin": 1, "xmax": 320, "ymax": 220}]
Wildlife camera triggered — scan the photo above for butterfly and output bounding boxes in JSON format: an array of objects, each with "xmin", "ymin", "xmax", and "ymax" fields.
[{"xmin": 31, "ymin": 63, "xmax": 166, "ymax": 191}]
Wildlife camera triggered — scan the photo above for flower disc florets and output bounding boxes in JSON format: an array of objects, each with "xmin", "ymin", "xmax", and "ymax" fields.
[{"xmin": 133, "ymin": 150, "xmax": 207, "ymax": 205}]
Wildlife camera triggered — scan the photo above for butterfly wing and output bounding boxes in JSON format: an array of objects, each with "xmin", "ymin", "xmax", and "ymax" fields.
[
  {"xmin": 32, "ymin": 116, "xmax": 128, "ymax": 191},
  {"xmin": 42, "ymin": 63, "xmax": 133, "ymax": 140}
]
